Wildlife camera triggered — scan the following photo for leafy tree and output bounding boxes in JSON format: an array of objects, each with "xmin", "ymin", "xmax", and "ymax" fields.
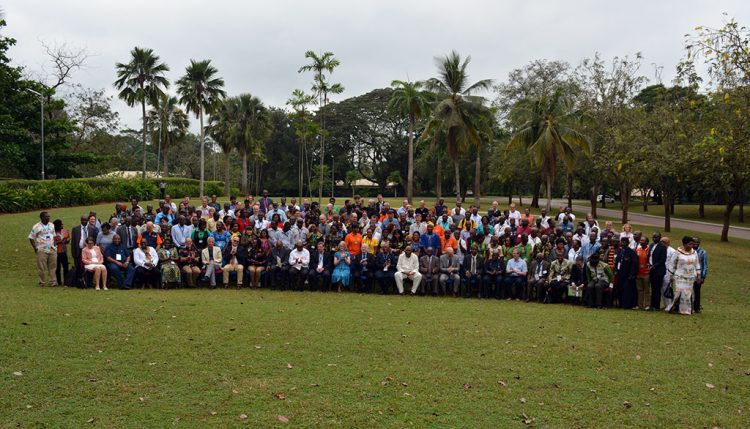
[
  {"xmin": 287, "ymin": 89, "xmax": 317, "ymax": 199},
  {"xmin": 148, "ymin": 94, "xmax": 189, "ymax": 176},
  {"xmin": 388, "ymin": 80, "xmax": 432, "ymax": 203},
  {"xmin": 113, "ymin": 47, "xmax": 170, "ymax": 179},
  {"xmin": 424, "ymin": 51, "xmax": 493, "ymax": 199},
  {"xmin": 176, "ymin": 59, "xmax": 226, "ymax": 196},
  {"xmin": 298, "ymin": 51, "xmax": 344, "ymax": 201},
  {"xmin": 509, "ymin": 89, "xmax": 591, "ymax": 212}
]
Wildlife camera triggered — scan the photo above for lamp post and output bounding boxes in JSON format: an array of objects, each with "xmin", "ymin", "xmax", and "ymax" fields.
[{"xmin": 26, "ymin": 88, "xmax": 44, "ymax": 180}]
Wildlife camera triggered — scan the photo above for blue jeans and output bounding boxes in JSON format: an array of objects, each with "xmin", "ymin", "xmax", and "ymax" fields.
[{"xmin": 106, "ymin": 262, "xmax": 135, "ymax": 288}]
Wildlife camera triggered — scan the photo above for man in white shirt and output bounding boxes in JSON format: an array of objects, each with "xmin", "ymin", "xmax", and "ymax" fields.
[
  {"xmin": 394, "ymin": 246, "xmax": 422, "ymax": 295},
  {"xmin": 288, "ymin": 241, "xmax": 310, "ymax": 291},
  {"xmin": 28, "ymin": 211, "xmax": 57, "ymax": 287},
  {"xmin": 171, "ymin": 216, "xmax": 194, "ymax": 248},
  {"xmin": 508, "ymin": 203, "xmax": 522, "ymax": 222},
  {"xmin": 556, "ymin": 207, "xmax": 575, "ymax": 224},
  {"xmin": 133, "ymin": 240, "xmax": 160, "ymax": 288}
]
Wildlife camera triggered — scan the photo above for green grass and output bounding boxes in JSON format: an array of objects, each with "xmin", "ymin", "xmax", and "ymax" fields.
[
  {"xmin": 2, "ymin": 201, "xmax": 749, "ymax": 428},
  {"xmin": 574, "ymin": 200, "xmax": 747, "ymax": 227}
]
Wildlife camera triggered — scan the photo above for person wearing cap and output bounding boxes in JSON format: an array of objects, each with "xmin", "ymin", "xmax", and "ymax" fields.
[
  {"xmin": 288, "ymin": 240, "xmax": 310, "ymax": 291},
  {"xmin": 419, "ymin": 223, "xmax": 442, "ymax": 257},
  {"xmin": 381, "ymin": 209, "xmax": 400, "ymax": 231}
]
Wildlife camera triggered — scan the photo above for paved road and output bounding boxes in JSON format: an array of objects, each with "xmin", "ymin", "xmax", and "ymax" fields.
[{"xmin": 549, "ymin": 200, "xmax": 750, "ymax": 241}]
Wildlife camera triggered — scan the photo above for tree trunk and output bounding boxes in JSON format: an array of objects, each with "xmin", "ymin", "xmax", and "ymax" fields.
[
  {"xmin": 224, "ymin": 152, "xmax": 231, "ymax": 197},
  {"xmin": 241, "ymin": 150, "xmax": 248, "ymax": 195},
  {"xmin": 162, "ymin": 133, "xmax": 169, "ymax": 177},
  {"xmin": 473, "ymin": 150, "xmax": 481, "ymax": 207},
  {"xmin": 453, "ymin": 159, "xmax": 461, "ymax": 199},
  {"xmin": 518, "ymin": 195, "xmax": 523, "ymax": 206},
  {"xmin": 664, "ymin": 191, "xmax": 671, "ymax": 233},
  {"xmin": 531, "ymin": 176, "xmax": 541, "ymax": 208},
  {"xmin": 407, "ymin": 115, "xmax": 414, "ymax": 204},
  {"xmin": 590, "ymin": 185, "xmax": 597, "ymax": 218},
  {"xmin": 199, "ymin": 109, "xmax": 205, "ymax": 197},
  {"xmin": 508, "ymin": 193, "xmax": 512, "ymax": 205},
  {"xmin": 670, "ymin": 201, "xmax": 675, "ymax": 215},
  {"xmin": 566, "ymin": 174, "xmax": 573, "ymax": 208},
  {"xmin": 739, "ymin": 201, "xmax": 745, "ymax": 223},
  {"xmin": 620, "ymin": 184, "xmax": 630, "ymax": 225},
  {"xmin": 698, "ymin": 195, "xmax": 705, "ymax": 218},
  {"xmin": 435, "ymin": 159, "xmax": 442, "ymax": 200},
  {"xmin": 545, "ymin": 175, "xmax": 553, "ymax": 213},
  {"xmin": 141, "ymin": 99, "xmax": 147, "ymax": 180},
  {"xmin": 642, "ymin": 189, "xmax": 649, "ymax": 212},
  {"xmin": 722, "ymin": 201, "xmax": 736, "ymax": 242}
]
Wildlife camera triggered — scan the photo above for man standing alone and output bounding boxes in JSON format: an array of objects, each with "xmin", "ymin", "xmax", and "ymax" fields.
[{"xmin": 29, "ymin": 211, "xmax": 57, "ymax": 287}]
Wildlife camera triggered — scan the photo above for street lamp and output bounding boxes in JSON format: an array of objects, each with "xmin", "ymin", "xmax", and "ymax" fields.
[{"xmin": 26, "ymin": 88, "xmax": 44, "ymax": 180}]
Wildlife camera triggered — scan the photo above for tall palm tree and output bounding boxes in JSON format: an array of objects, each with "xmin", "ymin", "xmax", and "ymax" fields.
[
  {"xmin": 226, "ymin": 94, "xmax": 270, "ymax": 194},
  {"xmin": 388, "ymin": 80, "xmax": 432, "ymax": 203},
  {"xmin": 470, "ymin": 106, "xmax": 496, "ymax": 206},
  {"xmin": 424, "ymin": 51, "xmax": 493, "ymax": 200},
  {"xmin": 298, "ymin": 51, "xmax": 344, "ymax": 202},
  {"xmin": 114, "ymin": 47, "xmax": 170, "ymax": 179},
  {"xmin": 287, "ymin": 89, "xmax": 317, "ymax": 200},
  {"xmin": 509, "ymin": 90, "xmax": 591, "ymax": 211},
  {"xmin": 176, "ymin": 59, "xmax": 226, "ymax": 196},
  {"xmin": 207, "ymin": 102, "xmax": 233, "ymax": 197},
  {"xmin": 148, "ymin": 94, "xmax": 189, "ymax": 176}
]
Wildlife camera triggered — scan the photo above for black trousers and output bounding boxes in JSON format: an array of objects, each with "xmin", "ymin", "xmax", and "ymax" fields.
[
  {"xmin": 266, "ymin": 266, "xmax": 289, "ymax": 289},
  {"xmin": 135, "ymin": 267, "xmax": 160, "ymax": 288},
  {"xmin": 56, "ymin": 252, "xmax": 69, "ymax": 286},
  {"xmin": 374, "ymin": 270, "xmax": 395, "ymax": 294},
  {"xmin": 693, "ymin": 281, "xmax": 702, "ymax": 312},
  {"xmin": 308, "ymin": 269, "xmax": 331, "ymax": 291},
  {"xmin": 649, "ymin": 271, "xmax": 663, "ymax": 310},
  {"xmin": 353, "ymin": 269, "xmax": 373, "ymax": 292},
  {"xmin": 289, "ymin": 267, "xmax": 309, "ymax": 291}
]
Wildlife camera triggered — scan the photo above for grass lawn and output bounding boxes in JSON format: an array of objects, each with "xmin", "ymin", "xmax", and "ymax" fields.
[{"xmin": 2, "ymin": 200, "xmax": 749, "ymax": 428}]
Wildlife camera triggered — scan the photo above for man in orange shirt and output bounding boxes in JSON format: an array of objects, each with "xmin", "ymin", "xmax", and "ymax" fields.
[
  {"xmin": 345, "ymin": 224, "xmax": 363, "ymax": 255},
  {"xmin": 442, "ymin": 229, "xmax": 458, "ymax": 254}
]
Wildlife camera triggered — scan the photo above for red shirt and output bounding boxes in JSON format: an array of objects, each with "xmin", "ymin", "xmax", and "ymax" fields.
[{"xmin": 636, "ymin": 246, "xmax": 649, "ymax": 276}]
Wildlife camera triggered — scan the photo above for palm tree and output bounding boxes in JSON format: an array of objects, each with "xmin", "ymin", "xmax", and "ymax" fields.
[
  {"xmin": 509, "ymin": 90, "xmax": 591, "ymax": 211},
  {"xmin": 298, "ymin": 51, "xmax": 344, "ymax": 202},
  {"xmin": 148, "ymin": 94, "xmax": 189, "ymax": 176},
  {"xmin": 287, "ymin": 89, "xmax": 317, "ymax": 200},
  {"xmin": 114, "ymin": 47, "xmax": 170, "ymax": 179},
  {"xmin": 176, "ymin": 59, "xmax": 226, "ymax": 196},
  {"xmin": 207, "ymin": 102, "xmax": 233, "ymax": 197},
  {"xmin": 227, "ymin": 94, "xmax": 270, "ymax": 194},
  {"xmin": 424, "ymin": 51, "xmax": 493, "ymax": 200},
  {"xmin": 470, "ymin": 106, "xmax": 496, "ymax": 206},
  {"xmin": 388, "ymin": 80, "xmax": 432, "ymax": 203}
]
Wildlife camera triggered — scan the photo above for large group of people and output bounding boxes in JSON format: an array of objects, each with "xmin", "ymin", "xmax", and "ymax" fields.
[{"xmin": 28, "ymin": 192, "xmax": 708, "ymax": 315}]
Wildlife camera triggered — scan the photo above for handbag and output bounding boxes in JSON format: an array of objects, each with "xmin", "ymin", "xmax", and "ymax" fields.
[{"xmin": 663, "ymin": 282, "xmax": 674, "ymax": 299}]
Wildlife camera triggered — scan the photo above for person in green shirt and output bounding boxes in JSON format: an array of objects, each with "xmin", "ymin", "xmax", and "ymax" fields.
[
  {"xmin": 584, "ymin": 252, "xmax": 614, "ymax": 308},
  {"xmin": 546, "ymin": 251, "xmax": 572, "ymax": 303}
]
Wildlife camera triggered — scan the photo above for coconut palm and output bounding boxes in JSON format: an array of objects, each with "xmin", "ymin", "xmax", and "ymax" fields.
[
  {"xmin": 509, "ymin": 89, "xmax": 591, "ymax": 211},
  {"xmin": 287, "ymin": 89, "xmax": 317, "ymax": 200},
  {"xmin": 176, "ymin": 59, "xmax": 226, "ymax": 196},
  {"xmin": 148, "ymin": 94, "xmax": 189, "ymax": 176},
  {"xmin": 226, "ymin": 94, "xmax": 270, "ymax": 194},
  {"xmin": 298, "ymin": 51, "xmax": 344, "ymax": 202},
  {"xmin": 424, "ymin": 51, "xmax": 493, "ymax": 199},
  {"xmin": 114, "ymin": 47, "xmax": 170, "ymax": 179},
  {"xmin": 206, "ymin": 103, "xmax": 233, "ymax": 197},
  {"xmin": 388, "ymin": 80, "xmax": 432, "ymax": 203}
]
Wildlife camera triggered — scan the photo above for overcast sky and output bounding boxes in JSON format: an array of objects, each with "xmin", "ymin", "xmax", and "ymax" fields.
[{"xmin": 4, "ymin": 0, "xmax": 750, "ymax": 132}]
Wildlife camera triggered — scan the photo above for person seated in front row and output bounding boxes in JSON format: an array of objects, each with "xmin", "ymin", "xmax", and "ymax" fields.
[
  {"xmin": 200, "ymin": 236, "xmax": 222, "ymax": 289},
  {"xmin": 439, "ymin": 246, "xmax": 461, "ymax": 297},
  {"xmin": 267, "ymin": 240, "xmax": 290, "ymax": 289},
  {"xmin": 222, "ymin": 236, "xmax": 246, "ymax": 289},
  {"xmin": 546, "ymin": 250, "xmax": 572, "ymax": 303},
  {"xmin": 504, "ymin": 248, "xmax": 528, "ymax": 300},
  {"xmin": 104, "ymin": 234, "xmax": 134, "ymax": 290},
  {"xmin": 483, "ymin": 250, "xmax": 505, "ymax": 299},
  {"xmin": 419, "ymin": 246, "xmax": 440, "ymax": 296},
  {"xmin": 527, "ymin": 252, "xmax": 549, "ymax": 302},
  {"xmin": 461, "ymin": 245, "xmax": 484, "ymax": 298},
  {"xmin": 308, "ymin": 241, "xmax": 332, "ymax": 291},
  {"xmin": 395, "ymin": 245, "xmax": 421, "ymax": 295},
  {"xmin": 352, "ymin": 244, "xmax": 373, "ymax": 292},
  {"xmin": 288, "ymin": 241, "xmax": 310, "ymax": 291},
  {"xmin": 374, "ymin": 242, "xmax": 397, "ymax": 294},
  {"xmin": 178, "ymin": 237, "xmax": 201, "ymax": 287},
  {"xmin": 134, "ymin": 239, "xmax": 160, "ymax": 289},
  {"xmin": 81, "ymin": 237, "xmax": 107, "ymax": 290}
]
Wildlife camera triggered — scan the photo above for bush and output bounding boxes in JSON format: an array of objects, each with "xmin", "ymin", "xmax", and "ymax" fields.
[{"xmin": 0, "ymin": 177, "xmax": 226, "ymax": 213}]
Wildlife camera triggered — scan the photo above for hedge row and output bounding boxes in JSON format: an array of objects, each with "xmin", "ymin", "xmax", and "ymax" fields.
[{"xmin": 0, "ymin": 178, "xmax": 226, "ymax": 213}]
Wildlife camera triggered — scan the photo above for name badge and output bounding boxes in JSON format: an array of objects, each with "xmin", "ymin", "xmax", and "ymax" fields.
[
  {"xmin": 116, "ymin": 254, "xmax": 122, "ymax": 261},
  {"xmin": 557, "ymin": 275, "xmax": 562, "ymax": 282}
]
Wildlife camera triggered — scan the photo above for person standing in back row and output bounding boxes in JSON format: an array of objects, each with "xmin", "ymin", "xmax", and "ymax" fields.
[
  {"xmin": 29, "ymin": 211, "xmax": 57, "ymax": 287},
  {"xmin": 692, "ymin": 237, "xmax": 708, "ymax": 313}
]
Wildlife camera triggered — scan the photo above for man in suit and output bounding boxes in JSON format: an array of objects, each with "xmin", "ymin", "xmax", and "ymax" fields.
[
  {"xmin": 483, "ymin": 251, "xmax": 505, "ymax": 299},
  {"xmin": 648, "ymin": 232, "xmax": 667, "ymax": 311},
  {"xmin": 352, "ymin": 244, "xmax": 374, "ymax": 293},
  {"xmin": 259, "ymin": 189, "xmax": 273, "ymax": 217},
  {"xmin": 374, "ymin": 242, "xmax": 397, "ymax": 294},
  {"xmin": 309, "ymin": 241, "xmax": 332, "ymax": 291},
  {"xmin": 70, "ymin": 215, "xmax": 89, "ymax": 288},
  {"xmin": 439, "ymin": 246, "xmax": 461, "ymax": 296},
  {"xmin": 117, "ymin": 216, "xmax": 139, "ymax": 253},
  {"xmin": 526, "ymin": 252, "xmax": 550, "ymax": 302},
  {"xmin": 615, "ymin": 236, "xmax": 639, "ymax": 309},
  {"xmin": 461, "ymin": 245, "xmax": 484, "ymax": 298},
  {"xmin": 267, "ymin": 240, "xmax": 290, "ymax": 289},
  {"xmin": 222, "ymin": 236, "xmax": 247, "ymax": 288},
  {"xmin": 419, "ymin": 246, "xmax": 440, "ymax": 295}
]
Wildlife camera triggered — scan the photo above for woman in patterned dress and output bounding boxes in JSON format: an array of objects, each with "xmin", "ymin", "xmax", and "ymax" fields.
[
  {"xmin": 664, "ymin": 236, "xmax": 701, "ymax": 315},
  {"xmin": 158, "ymin": 235, "xmax": 181, "ymax": 288}
]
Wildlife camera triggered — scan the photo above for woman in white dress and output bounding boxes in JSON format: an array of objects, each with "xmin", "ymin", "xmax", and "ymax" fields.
[{"xmin": 664, "ymin": 236, "xmax": 701, "ymax": 315}]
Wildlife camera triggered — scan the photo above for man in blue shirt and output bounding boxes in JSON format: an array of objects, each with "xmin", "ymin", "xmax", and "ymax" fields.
[
  {"xmin": 580, "ymin": 232, "xmax": 602, "ymax": 263},
  {"xmin": 104, "ymin": 234, "xmax": 135, "ymax": 289},
  {"xmin": 419, "ymin": 223, "xmax": 442, "ymax": 256},
  {"xmin": 693, "ymin": 236, "xmax": 708, "ymax": 313},
  {"xmin": 504, "ymin": 248, "xmax": 528, "ymax": 300}
]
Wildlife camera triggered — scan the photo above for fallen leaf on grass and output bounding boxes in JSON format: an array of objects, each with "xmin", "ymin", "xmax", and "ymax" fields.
[
  {"xmin": 277, "ymin": 415, "xmax": 289, "ymax": 423},
  {"xmin": 210, "ymin": 411, "xmax": 217, "ymax": 416},
  {"xmin": 498, "ymin": 380, "xmax": 507, "ymax": 387},
  {"xmin": 623, "ymin": 400, "xmax": 632, "ymax": 409},
  {"xmin": 232, "ymin": 389, "xmax": 239, "ymax": 394},
  {"xmin": 286, "ymin": 363, "xmax": 293, "ymax": 369},
  {"xmin": 309, "ymin": 383, "xmax": 319, "ymax": 387},
  {"xmin": 463, "ymin": 383, "xmax": 472, "ymax": 390},
  {"xmin": 635, "ymin": 355, "xmax": 641, "ymax": 360},
  {"xmin": 706, "ymin": 383, "xmax": 715, "ymax": 389},
  {"xmin": 521, "ymin": 413, "xmax": 533, "ymax": 425},
  {"xmin": 274, "ymin": 391, "xmax": 287, "ymax": 400},
  {"xmin": 239, "ymin": 413, "xmax": 248, "ymax": 420},
  {"xmin": 13, "ymin": 371, "xmax": 22, "ymax": 376},
  {"xmin": 401, "ymin": 382, "xmax": 408, "ymax": 387},
  {"xmin": 25, "ymin": 405, "xmax": 32, "ymax": 409},
  {"xmin": 520, "ymin": 397, "xmax": 527, "ymax": 404},
  {"xmin": 86, "ymin": 418, "xmax": 96, "ymax": 424}
]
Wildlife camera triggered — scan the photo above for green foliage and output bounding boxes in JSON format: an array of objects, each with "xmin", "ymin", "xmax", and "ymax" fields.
[{"xmin": 0, "ymin": 178, "xmax": 226, "ymax": 213}]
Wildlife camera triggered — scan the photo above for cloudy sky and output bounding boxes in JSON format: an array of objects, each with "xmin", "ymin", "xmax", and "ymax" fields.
[{"xmin": 4, "ymin": 0, "xmax": 750, "ymax": 131}]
